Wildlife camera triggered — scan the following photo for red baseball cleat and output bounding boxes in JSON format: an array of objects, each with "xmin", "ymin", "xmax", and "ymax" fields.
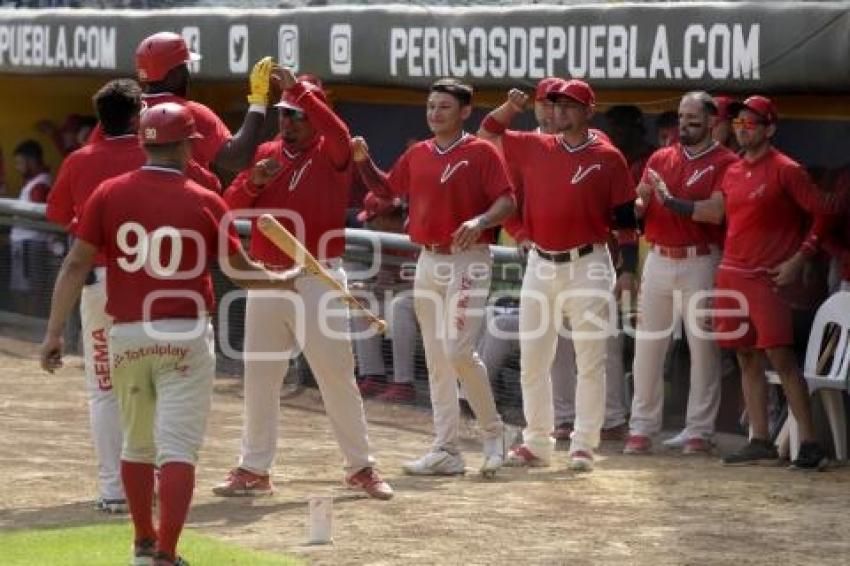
[{"xmin": 346, "ymin": 467, "xmax": 394, "ymax": 500}]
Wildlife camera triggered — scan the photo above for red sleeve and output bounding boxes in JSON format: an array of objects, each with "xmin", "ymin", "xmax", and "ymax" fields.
[
  {"xmin": 782, "ymin": 162, "xmax": 846, "ymax": 215},
  {"xmin": 222, "ymin": 167, "xmax": 261, "ymax": 210},
  {"xmin": 385, "ymin": 149, "xmax": 413, "ymax": 197},
  {"xmin": 355, "ymin": 156, "xmax": 395, "ymax": 199},
  {"xmin": 222, "ymin": 144, "xmax": 273, "ymax": 209},
  {"xmin": 205, "ymin": 194, "xmax": 242, "ymax": 257},
  {"xmin": 186, "ymin": 160, "xmax": 222, "ymax": 194},
  {"xmin": 75, "ymin": 183, "xmax": 107, "ymax": 248},
  {"xmin": 499, "ymin": 130, "xmax": 533, "ymax": 172},
  {"xmin": 28, "ymin": 182, "xmax": 50, "ymax": 203},
  {"xmin": 290, "ymin": 82, "xmax": 351, "ymax": 170},
  {"xmin": 608, "ymin": 148, "xmax": 637, "ymax": 207},
  {"xmin": 802, "ymin": 213, "xmax": 839, "ymax": 257},
  {"xmin": 46, "ymin": 158, "xmax": 76, "ymax": 227},
  {"xmin": 190, "ymin": 102, "xmax": 233, "ymax": 167},
  {"xmin": 499, "ymin": 131, "xmax": 537, "ymax": 242},
  {"xmin": 480, "ymin": 142, "xmax": 513, "ymax": 202}
]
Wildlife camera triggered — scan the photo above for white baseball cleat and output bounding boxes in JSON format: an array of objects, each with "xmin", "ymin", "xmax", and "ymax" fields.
[
  {"xmin": 480, "ymin": 436, "xmax": 504, "ymax": 478},
  {"xmin": 402, "ymin": 450, "xmax": 466, "ymax": 476},
  {"xmin": 662, "ymin": 429, "xmax": 689, "ymax": 449}
]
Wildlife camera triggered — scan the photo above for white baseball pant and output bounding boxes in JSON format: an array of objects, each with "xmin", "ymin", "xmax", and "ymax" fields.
[
  {"xmin": 350, "ymin": 292, "xmax": 418, "ymax": 384},
  {"xmin": 238, "ymin": 264, "xmax": 375, "ymax": 474},
  {"xmin": 480, "ymin": 312, "xmax": 625, "ymax": 427},
  {"xmin": 629, "ymin": 249, "xmax": 721, "ymax": 439},
  {"xmin": 110, "ymin": 319, "xmax": 216, "ymax": 466},
  {"xmin": 519, "ymin": 246, "xmax": 616, "ymax": 458},
  {"xmin": 414, "ymin": 246, "xmax": 503, "ymax": 453},
  {"xmin": 80, "ymin": 269, "xmax": 124, "ymax": 501}
]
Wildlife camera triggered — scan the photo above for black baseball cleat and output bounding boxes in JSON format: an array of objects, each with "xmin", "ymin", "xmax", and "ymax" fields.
[
  {"xmin": 790, "ymin": 441, "xmax": 829, "ymax": 471},
  {"xmin": 722, "ymin": 439, "xmax": 779, "ymax": 466}
]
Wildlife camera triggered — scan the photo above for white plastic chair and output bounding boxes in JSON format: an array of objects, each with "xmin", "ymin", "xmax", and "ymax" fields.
[{"xmin": 768, "ymin": 291, "xmax": 850, "ymax": 461}]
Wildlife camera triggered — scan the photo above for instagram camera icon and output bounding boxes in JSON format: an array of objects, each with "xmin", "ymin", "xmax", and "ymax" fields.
[{"xmin": 329, "ymin": 24, "xmax": 352, "ymax": 75}]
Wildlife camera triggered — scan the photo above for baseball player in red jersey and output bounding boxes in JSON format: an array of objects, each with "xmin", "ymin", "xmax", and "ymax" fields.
[
  {"xmin": 212, "ymin": 67, "xmax": 393, "ymax": 500},
  {"xmin": 708, "ymin": 96, "xmax": 846, "ymax": 470},
  {"xmin": 622, "ymin": 92, "xmax": 738, "ymax": 456},
  {"xmin": 90, "ymin": 32, "xmax": 271, "ymax": 173},
  {"xmin": 40, "ymin": 103, "xmax": 299, "ymax": 565},
  {"xmin": 480, "ymin": 79, "xmax": 637, "ymax": 472},
  {"xmin": 45, "ymin": 79, "xmax": 222, "ymax": 515},
  {"xmin": 352, "ymin": 78, "xmax": 516, "ymax": 477}
]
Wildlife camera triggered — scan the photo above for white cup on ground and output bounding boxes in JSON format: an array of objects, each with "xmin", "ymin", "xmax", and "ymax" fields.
[{"xmin": 307, "ymin": 495, "xmax": 333, "ymax": 545}]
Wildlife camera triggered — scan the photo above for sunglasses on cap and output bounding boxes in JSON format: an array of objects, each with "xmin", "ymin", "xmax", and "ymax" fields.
[
  {"xmin": 731, "ymin": 117, "xmax": 767, "ymax": 130},
  {"xmin": 279, "ymin": 108, "xmax": 306, "ymax": 121}
]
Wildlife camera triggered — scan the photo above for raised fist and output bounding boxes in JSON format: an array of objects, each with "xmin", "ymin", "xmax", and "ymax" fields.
[{"xmin": 250, "ymin": 158, "xmax": 283, "ymax": 187}]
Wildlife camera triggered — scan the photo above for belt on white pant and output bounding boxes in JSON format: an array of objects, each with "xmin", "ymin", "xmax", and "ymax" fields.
[{"xmin": 533, "ymin": 243, "xmax": 603, "ymax": 263}]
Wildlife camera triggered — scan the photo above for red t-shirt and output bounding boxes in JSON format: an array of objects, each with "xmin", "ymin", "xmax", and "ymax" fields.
[
  {"xmin": 223, "ymin": 82, "xmax": 352, "ymax": 267},
  {"xmin": 386, "ymin": 133, "xmax": 513, "ymax": 246},
  {"xmin": 89, "ymin": 93, "xmax": 232, "ymax": 169},
  {"xmin": 76, "ymin": 167, "xmax": 241, "ymax": 323},
  {"xmin": 500, "ymin": 131, "xmax": 635, "ymax": 250},
  {"xmin": 720, "ymin": 147, "xmax": 836, "ymax": 273},
  {"xmin": 642, "ymin": 142, "xmax": 738, "ymax": 247}
]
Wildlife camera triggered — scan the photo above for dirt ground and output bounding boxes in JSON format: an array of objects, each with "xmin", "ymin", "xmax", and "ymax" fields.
[{"xmin": 2, "ymin": 334, "xmax": 850, "ymax": 565}]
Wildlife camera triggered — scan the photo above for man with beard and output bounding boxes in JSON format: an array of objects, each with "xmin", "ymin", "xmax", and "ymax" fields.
[{"xmin": 622, "ymin": 91, "xmax": 738, "ymax": 456}]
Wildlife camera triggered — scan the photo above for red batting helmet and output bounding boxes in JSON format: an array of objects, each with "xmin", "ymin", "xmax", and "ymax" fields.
[
  {"xmin": 139, "ymin": 102, "xmax": 203, "ymax": 145},
  {"xmin": 136, "ymin": 32, "xmax": 201, "ymax": 83}
]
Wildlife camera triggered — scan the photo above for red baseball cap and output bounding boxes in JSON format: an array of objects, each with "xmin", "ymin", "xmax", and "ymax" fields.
[
  {"xmin": 136, "ymin": 32, "xmax": 201, "ymax": 83},
  {"xmin": 139, "ymin": 102, "xmax": 203, "ymax": 145},
  {"xmin": 712, "ymin": 95, "xmax": 736, "ymax": 120},
  {"xmin": 730, "ymin": 95, "xmax": 778, "ymax": 124},
  {"xmin": 535, "ymin": 77, "xmax": 565, "ymax": 101},
  {"xmin": 547, "ymin": 79, "xmax": 595, "ymax": 106},
  {"xmin": 357, "ymin": 192, "xmax": 402, "ymax": 223},
  {"xmin": 275, "ymin": 79, "xmax": 329, "ymax": 113}
]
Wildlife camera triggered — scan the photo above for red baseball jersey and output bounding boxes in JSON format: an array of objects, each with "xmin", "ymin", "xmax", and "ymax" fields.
[
  {"xmin": 500, "ymin": 131, "xmax": 635, "ymax": 250},
  {"xmin": 89, "ymin": 93, "xmax": 232, "ymax": 169},
  {"xmin": 384, "ymin": 133, "xmax": 512, "ymax": 246},
  {"xmin": 76, "ymin": 167, "xmax": 241, "ymax": 323},
  {"xmin": 642, "ymin": 142, "xmax": 738, "ymax": 247},
  {"xmin": 224, "ymin": 82, "xmax": 352, "ymax": 268},
  {"xmin": 48, "ymin": 135, "xmax": 222, "ymax": 265},
  {"xmin": 720, "ymin": 147, "xmax": 842, "ymax": 273}
]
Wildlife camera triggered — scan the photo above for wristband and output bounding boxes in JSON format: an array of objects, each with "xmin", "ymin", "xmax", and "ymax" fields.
[
  {"xmin": 663, "ymin": 196, "xmax": 695, "ymax": 217},
  {"xmin": 482, "ymin": 115, "xmax": 507, "ymax": 135},
  {"xmin": 248, "ymin": 104, "xmax": 267, "ymax": 115}
]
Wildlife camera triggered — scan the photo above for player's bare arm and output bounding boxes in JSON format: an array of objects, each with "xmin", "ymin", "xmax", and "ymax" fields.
[
  {"xmin": 477, "ymin": 88, "xmax": 528, "ymax": 148},
  {"xmin": 451, "ymin": 194, "xmax": 516, "ymax": 251},
  {"xmin": 648, "ymin": 169, "xmax": 725, "ymax": 224},
  {"xmin": 40, "ymin": 239, "xmax": 98, "ymax": 373},
  {"xmin": 214, "ymin": 56, "xmax": 276, "ymax": 172}
]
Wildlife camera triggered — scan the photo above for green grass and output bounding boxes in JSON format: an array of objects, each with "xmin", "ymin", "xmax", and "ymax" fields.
[{"xmin": 0, "ymin": 523, "xmax": 303, "ymax": 565}]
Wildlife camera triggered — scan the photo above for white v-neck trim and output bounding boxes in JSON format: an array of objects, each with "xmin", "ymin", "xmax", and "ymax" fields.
[
  {"xmin": 432, "ymin": 131, "xmax": 469, "ymax": 155},
  {"xmin": 682, "ymin": 141, "xmax": 720, "ymax": 161},
  {"xmin": 559, "ymin": 132, "xmax": 597, "ymax": 154},
  {"xmin": 141, "ymin": 165, "xmax": 183, "ymax": 175}
]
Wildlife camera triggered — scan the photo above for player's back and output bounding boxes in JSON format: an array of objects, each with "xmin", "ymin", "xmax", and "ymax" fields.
[
  {"xmin": 63, "ymin": 136, "xmax": 145, "ymax": 213},
  {"xmin": 85, "ymin": 166, "xmax": 229, "ymax": 323}
]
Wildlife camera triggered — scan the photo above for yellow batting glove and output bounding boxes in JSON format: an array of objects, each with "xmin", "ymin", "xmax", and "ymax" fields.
[{"xmin": 247, "ymin": 56, "xmax": 274, "ymax": 106}]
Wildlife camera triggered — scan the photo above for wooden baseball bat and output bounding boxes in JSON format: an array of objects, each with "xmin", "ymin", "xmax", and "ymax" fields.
[{"xmin": 257, "ymin": 214, "xmax": 387, "ymax": 334}]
